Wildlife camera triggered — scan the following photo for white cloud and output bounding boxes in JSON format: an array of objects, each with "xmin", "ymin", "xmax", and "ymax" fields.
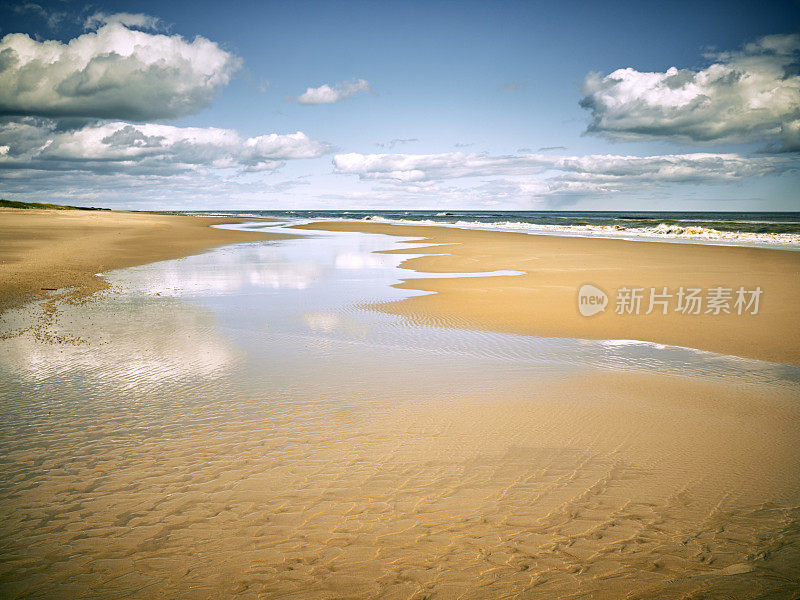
[
  {"xmin": 0, "ymin": 119, "xmax": 331, "ymax": 174},
  {"xmin": 579, "ymin": 34, "xmax": 800, "ymax": 151},
  {"xmin": 294, "ymin": 78, "xmax": 372, "ymax": 105},
  {"xmin": 332, "ymin": 150, "xmax": 794, "ymax": 197},
  {"xmin": 0, "ymin": 167, "xmax": 319, "ymax": 210},
  {"xmin": 0, "ymin": 15, "xmax": 338, "ymax": 208},
  {"xmin": 0, "ymin": 17, "xmax": 241, "ymax": 121},
  {"xmin": 333, "ymin": 152, "xmax": 544, "ymax": 182},
  {"xmin": 83, "ymin": 12, "xmax": 161, "ymax": 30},
  {"xmin": 375, "ymin": 137, "xmax": 418, "ymax": 149}
]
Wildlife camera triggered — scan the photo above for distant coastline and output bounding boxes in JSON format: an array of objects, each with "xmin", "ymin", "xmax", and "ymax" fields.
[{"xmin": 0, "ymin": 199, "xmax": 111, "ymax": 211}]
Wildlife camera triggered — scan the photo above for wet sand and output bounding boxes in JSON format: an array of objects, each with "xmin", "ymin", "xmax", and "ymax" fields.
[
  {"xmin": 295, "ymin": 221, "xmax": 800, "ymax": 365},
  {"xmin": 0, "ymin": 208, "xmax": 292, "ymax": 313},
  {"xmin": 1, "ymin": 217, "xmax": 799, "ymax": 599},
  {"xmin": 2, "ymin": 360, "xmax": 799, "ymax": 598}
]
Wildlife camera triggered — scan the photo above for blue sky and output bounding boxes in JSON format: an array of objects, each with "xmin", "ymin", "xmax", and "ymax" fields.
[{"xmin": 0, "ymin": 0, "xmax": 798, "ymax": 210}]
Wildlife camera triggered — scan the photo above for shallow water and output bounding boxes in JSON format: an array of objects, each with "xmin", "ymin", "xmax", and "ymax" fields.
[{"xmin": 1, "ymin": 225, "xmax": 799, "ymax": 599}]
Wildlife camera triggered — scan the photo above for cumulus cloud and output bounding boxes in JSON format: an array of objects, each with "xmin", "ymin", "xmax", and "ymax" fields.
[
  {"xmin": 579, "ymin": 33, "xmax": 800, "ymax": 151},
  {"xmin": 0, "ymin": 17, "xmax": 241, "ymax": 121},
  {"xmin": 0, "ymin": 118, "xmax": 331, "ymax": 174},
  {"xmin": 294, "ymin": 78, "xmax": 372, "ymax": 105},
  {"xmin": 332, "ymin": 150, "xmax": 794, "ymax": 197}
]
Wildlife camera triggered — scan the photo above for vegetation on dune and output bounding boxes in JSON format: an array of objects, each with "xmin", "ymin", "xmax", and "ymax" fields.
[{"xmin": 0, "ymin": 199, "xmax": 109, "ymax": 211}]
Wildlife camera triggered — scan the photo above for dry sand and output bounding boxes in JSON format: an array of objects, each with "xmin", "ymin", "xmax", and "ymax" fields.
[
  {"xmin": 0, "ymin": 208, "xmax": 291, "ymax": 313},
  {"xmin": 295, "ymin": 221, "xmax": 800, "ymax": 365}
]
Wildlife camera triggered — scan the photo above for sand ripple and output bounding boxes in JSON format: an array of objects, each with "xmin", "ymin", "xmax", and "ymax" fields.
[
  {"xmin": 1, "ymin": 367, "xmax": 799, "ymax": 599},
  {"xmin": 1, "ymin": 231, "xmax": 799, "ymax": 599}
]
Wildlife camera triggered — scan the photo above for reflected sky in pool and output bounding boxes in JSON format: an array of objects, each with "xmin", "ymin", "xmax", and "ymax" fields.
[{"xmin": 2, "ymin": 222, "xmax": 798, "ymax": 415}]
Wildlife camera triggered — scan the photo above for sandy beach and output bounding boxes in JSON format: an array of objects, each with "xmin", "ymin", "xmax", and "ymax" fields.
[
  {"xmin": 0, "ymin": 208, "xmax": 291, "ymax": 313},
  {"xmin": 295, "ymin": 221, "xmax": 800, "ymax": 366},
  {"xmin": 2, "ymin": 363, "xmax": 798, "ymax": 599},
  {"xmin": 2, "ymin": 2, "xmax": 798, "ymax": 597},
  {"xmin": 1, "ymin": 211, "xmax": 799, "ymax": 599}
]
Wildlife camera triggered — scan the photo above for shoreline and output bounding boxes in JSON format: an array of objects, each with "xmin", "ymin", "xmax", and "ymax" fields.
[
  {"xmin": 0, "ymin": 208, "xmax": 293, "ymax": 314},
  {"xmin": 3, "ymin": 208, "xmax": 797, "ymax": 366},
  {"xmin": 346, "ymin": 217, "xmax": 800, "ymax": 249},
  {"xmin": 188, "ymin": 210, "xmax": 800, "ymax": 249},
  {"xmin": 294, "ymin": 220, "xmax": 800, "ymax": 366}
]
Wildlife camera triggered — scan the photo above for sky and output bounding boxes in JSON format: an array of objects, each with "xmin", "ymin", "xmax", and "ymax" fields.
[{"xmin": 0, "ymin": 0, "xmax": 798, "ymax": 210}]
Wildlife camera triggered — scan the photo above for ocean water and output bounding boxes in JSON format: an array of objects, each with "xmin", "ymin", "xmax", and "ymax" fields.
[{"xmin": 185, "ymin": 210, "xmax": 800, "ymax": 248}]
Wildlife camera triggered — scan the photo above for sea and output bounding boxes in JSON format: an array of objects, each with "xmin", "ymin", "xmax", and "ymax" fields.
[{"xmin": 185, "ymin": 210, "xmax": 800, "ymax": 248}]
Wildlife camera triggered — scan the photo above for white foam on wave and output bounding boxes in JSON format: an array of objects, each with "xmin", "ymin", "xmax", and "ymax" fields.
[{"xmin": 361, "ymin": 215, "xmax": 800, "ymax": 247}]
